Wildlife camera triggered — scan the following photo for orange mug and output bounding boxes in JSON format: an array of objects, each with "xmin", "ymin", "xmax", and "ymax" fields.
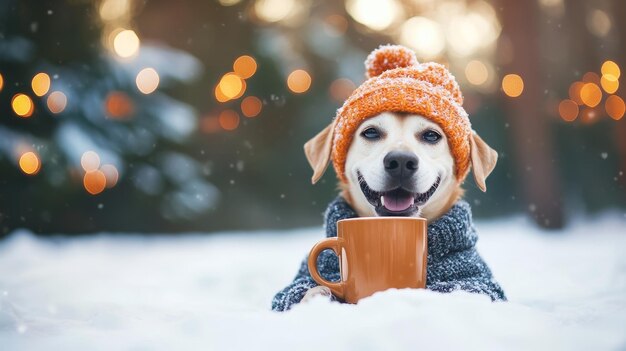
[{"xmin": 307, "ymin": 217, "xmax": 427, "ymax": 304}]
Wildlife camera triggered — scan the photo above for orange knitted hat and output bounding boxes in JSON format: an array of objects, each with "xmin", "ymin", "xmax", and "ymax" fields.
[
  {"xmin": 333, "ymin": 44, "xmax": 470, "ymax": 182},
  {"xmin": 304, "ymin": 44, "xmax": 498, "ymax": 192}
]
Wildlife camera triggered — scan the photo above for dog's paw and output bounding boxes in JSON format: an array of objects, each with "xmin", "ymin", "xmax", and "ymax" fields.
[{"xmin": 301, "ymin": 286, "xmax": 332, "ymax": 303}]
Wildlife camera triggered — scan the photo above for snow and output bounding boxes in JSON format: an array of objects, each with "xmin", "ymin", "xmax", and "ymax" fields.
[{"xmin": 1, "ymin": 213, "xmax": 625, "ymax": 350}]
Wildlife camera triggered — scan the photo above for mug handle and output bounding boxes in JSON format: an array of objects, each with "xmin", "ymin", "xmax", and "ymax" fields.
[{"xmin": 307, "ymin": 237, "xmax": 345, "ymax": 300}]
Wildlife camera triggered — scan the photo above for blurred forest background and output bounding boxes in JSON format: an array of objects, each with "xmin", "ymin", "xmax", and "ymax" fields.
[{"xmin": 0, "ymin": 0, "xmax": 624, "ymax": 236}]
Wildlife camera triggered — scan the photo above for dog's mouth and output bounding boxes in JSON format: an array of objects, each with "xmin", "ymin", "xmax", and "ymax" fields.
[{"xmin": 357, "ymin": 172, "xmax": 441, "ymax": 216}]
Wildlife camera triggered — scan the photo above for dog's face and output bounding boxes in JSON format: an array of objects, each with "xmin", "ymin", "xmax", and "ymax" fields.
[
  {"xmin": 344, "ymin": 112, "xmax": 459, "ymax": 220},
  {"xmin": 304, "ymin": 110, "xmax": 497, "ymax": 222}
]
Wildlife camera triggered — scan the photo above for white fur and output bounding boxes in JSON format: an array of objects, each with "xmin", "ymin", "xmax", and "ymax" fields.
[{"xmin": 344, "ymin": 112, "xmax": 458, "ymax": 221}]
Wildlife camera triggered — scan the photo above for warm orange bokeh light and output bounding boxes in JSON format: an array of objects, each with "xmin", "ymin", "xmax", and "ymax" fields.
[
  {"xmin": 601, "ymin": 60, "xmax": 620, "ymax": 79},
  {"xmin": 81, "ymin": 151, "xmax": 101, "ymax": 172},
  {"xmin": 582, "ymin": 72, "xmax": 600, "ymax": 85},
  {"xmin": 232, "ymin": 79, "xmax": 247, "ymax": 100},
  {"xmin": 241, "ymin": 96, "xmax": 263, "ymax": 118},
  {"xmin": 0, "ymin": 72, "xmax": 4, "ymax": 91},
  {"xmin": 558, "ymin": 99, "xmax": 579, "ymax": 122},
  {"xmin": 100, "ymin": 164, "xmax": 119, "ymax": 188},
  {"xmin": 568, "ymin": 82, "xmax": 585, "ymax": 105},
  {"xmin": 501, "ymin": 74, "xmax": 524, "ymax": 97},
  {"xmin": 287, "ymin": 69, "xmax": 312, "ymax": 94},
  {"xmin": 600, "ymin": 75, "xmax": 619, "ymax": 94},
  {"xmin": 233, "ymin": 55, "xmax": 257, "ymax": 79},
  {"xmin": 201, "ymin": 116, "xmax": 221, "ymax": 133},
  {"xmin": 84, "ymin": 170, "xmax": 107, "ymax": 195},
  {"xmin": 605, "ymin": 95, "xmax": 625, "ymax": 120},
  {"xmin": 47, "ymin": 91, "xmax": 67, "ymax": 114},
  {"xmin": 136, "ymin": 68, "xmax": 160, "ymax": 94},
  {"xmin": 19, "ymin": 151, "xmax": 41, "ymax": 175},
  {"xmin": 215, "ymin": 85, "xmax": 230, "ymax": 103},
  {"xmin": 105, "ymin": 92, "xmax": 134, "ymax": 119},
  {"xmin": 218, "ymin": 73, "xmax": 245, "ymax": 99},
  {"xmin": 329, "ymin": 78, "xmax": 356, "ymax": 102},
  {"xmin": 219, "ymin": 109, "xmax": 240, "ymax": 131},
  {"xmin": 31, "ymin": 72, "xmax": 51, "ymax": 97},
  {"xmin": 580, "ymin": 83, "xmax": 602, "ymax": 107},
  {"xmin": 580, "ymin": 107, "xmax": 599, "ymax": 125},
  {"xmin": 12, "ymin": 93, "xmax": 34, "ymax": 118}
]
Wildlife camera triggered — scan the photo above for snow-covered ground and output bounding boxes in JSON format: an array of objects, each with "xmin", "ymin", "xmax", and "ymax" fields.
[{"xmin": 0, "ymin": 214, "xmax": 625, "ymax": 350}]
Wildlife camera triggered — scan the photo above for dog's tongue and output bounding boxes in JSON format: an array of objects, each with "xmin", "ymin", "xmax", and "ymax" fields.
[{"xmin": 382, "ymin": 194, "xmax": 414, "ymax": 212}]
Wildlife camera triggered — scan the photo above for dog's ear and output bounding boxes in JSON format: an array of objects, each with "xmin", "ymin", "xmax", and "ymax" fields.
[
  {"xmin": 470, "ymin": 132, "xmax": 498, "ymax": 192},
  {"xmin": 304, "ymin": 120, "xmax": 337, "ymax": 184}
]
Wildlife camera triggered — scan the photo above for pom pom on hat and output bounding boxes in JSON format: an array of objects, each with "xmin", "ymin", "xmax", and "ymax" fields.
[{"xmin": 365, "ymin": 45, "xmax": 418, "ymax": 79}]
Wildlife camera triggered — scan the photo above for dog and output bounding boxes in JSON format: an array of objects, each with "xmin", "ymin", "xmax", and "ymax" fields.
[
  {"xmin": 300, "ymin": 111, "xmax": 496, "ymax": 301},
  {"xmin": 271, "ymin": 45, "xmax": 504, "ymax": 311}
]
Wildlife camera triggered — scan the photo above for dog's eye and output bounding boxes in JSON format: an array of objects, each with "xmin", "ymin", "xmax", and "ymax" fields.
[
  {"xmin": 361, "ymin": 127, "xmax": 381, "ymax": 140},
  {"xmin": 421, "ymin": 130, "xmax": 442, "ymax": 144}
]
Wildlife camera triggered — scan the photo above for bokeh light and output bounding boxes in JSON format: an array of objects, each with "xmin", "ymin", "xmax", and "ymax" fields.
[
  {"xmin": 447, "ymin": 7, "xmax": 500, "ymax": 57},
  {"xmin": 569, "ymin": 82, "xmax": 584, "ymax": 105},
  {"xmin": 600, "ymin": 75, "xmax": 619, "ymax": 94},
  {"xmin": 580, "ymin": 107, "xmax": 599, "ymax": 125},
  {"xmin": 287, "ymin": 69, "xmax": 312, "ymax": 94},
  {"xmin": 329, "ymin": 78, "xmax": 356, "ymax": 102},
  {"xmin": 346, "ymin": 0, "xmax": 401, "ymax": 31},
  {"xmin": 218, "ymin": 73, "xmax": 245, "ymax": 99},
  {"xmin": 582, "ymin": 72, "xmax": 600, "ymax": 85},
  {"xmin": 215, "ymin": 85, "xmax": 230, "ymax": 103},
  {"xmin": 81, "ymin": 151, "xmax": 101, "ymax": 172},
  {"xmin": 219, "ymin": 110, "xmax": 240, "ymax": 131},
  {"xmin": 605, "ymin": 95, "xmax": 625, "ymax": 121},
  {"xmin": 47, "ymin": 91, "xmax": 67, "ymax": 114},
  {"xmin": 502, "ymin": 74, "xmax": 524, "ymax": 97},
  {"xmin": 580, "ymin": 83, "xmax": 602, "ymax": 107},
  {"xmin": 136, "ymin": 68, "xmax": 160, "ymax": 94},
  {"xmin": 218, "ymin": 0, "xmax": 242, "ymax": 6},
  {"xmin": 558, "ymin": 99, "xmax": 578, "ymax": 122},
  {"xmin": 399, "ymin": 17, "xmax": 445, "ymax": 59},
  {"xmin": 201, "ymin": 116, "xmax": 221, "ymax": 133},
  {"xmin": 31, "ymin": 72, "xmax": 51, "ymax": 97},
  {"xmin": 100, "ymin": 164, "xmax": 119, "ymax": 188},
  {"xmin": 19, "ymin": 151, "xmax": 41, "ymax": 175},
  {"xmin": 84, "ymin": 170, "xmax": 107, "ymax": 195},
  {"xmin": 538, "ymin": 0, "xmax": 564, "ymax": 20},
  {"xmin": 99, "ymin": 0, "xmax": 130, "ymax": 21},
  {"xmin": 113, "ymin": 29, "xmax": 140, "ymax": 58},
  {"xmin": 0, "ymin": 72, "xmax": 4, "ymax": 91},
  {"xmin": 601, "ymin": 60, "xmax": 620, "ymax": 79},
  {"xmin": 586, "ymin": 9, "xmax": 611, "ymax": 38},
  {"xmin": 232, "ymin": 79, "xmax": 247, "ymax": 100},
  {"xmin": 233, "ymin": 55, "xmax": 257, "ymax": 79},
  {"xmin": 465, "ymin": 60, "xmax": 489, "ymax": 86},
  {"xmin": 12, "ymin": 93, "xmax": 34, "ymax": 118},
  {"xmin": 105, "ymin": 92, "xmax": 134, "ymax": 119},
  {"xmin": 254, "ymin": 0, "xmax": 295, "ymax": 23},
  {"xmin": 241, "ymin": 96, "xmax": 262, "ymax": 118}
]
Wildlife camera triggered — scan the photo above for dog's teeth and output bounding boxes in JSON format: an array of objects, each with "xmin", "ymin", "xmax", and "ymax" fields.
[{"xmin": 380, "ymin": 196, "xmax": 385, "ymax": 207}]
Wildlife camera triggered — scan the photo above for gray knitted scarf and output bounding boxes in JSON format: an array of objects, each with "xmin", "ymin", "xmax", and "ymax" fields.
[{"xmin": 272, "ymin": 196, "xmax": 506, "ymax": 311}]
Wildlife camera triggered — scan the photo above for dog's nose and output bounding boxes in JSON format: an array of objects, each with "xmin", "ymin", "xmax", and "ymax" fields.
[{"xmin": 384, "ymin": 151, "xmax": 418, "ymax": 179}]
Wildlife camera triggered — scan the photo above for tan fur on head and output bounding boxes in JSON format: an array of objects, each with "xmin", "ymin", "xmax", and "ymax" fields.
[{"xmin": 304, "ymin": 112, "xmax": 497, "ymax": 222}]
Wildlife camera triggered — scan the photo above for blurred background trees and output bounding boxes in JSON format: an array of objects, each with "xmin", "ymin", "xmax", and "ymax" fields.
[{"xmin": 0, "ymin": 0, "xmax": 624, "ymax": 236}]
